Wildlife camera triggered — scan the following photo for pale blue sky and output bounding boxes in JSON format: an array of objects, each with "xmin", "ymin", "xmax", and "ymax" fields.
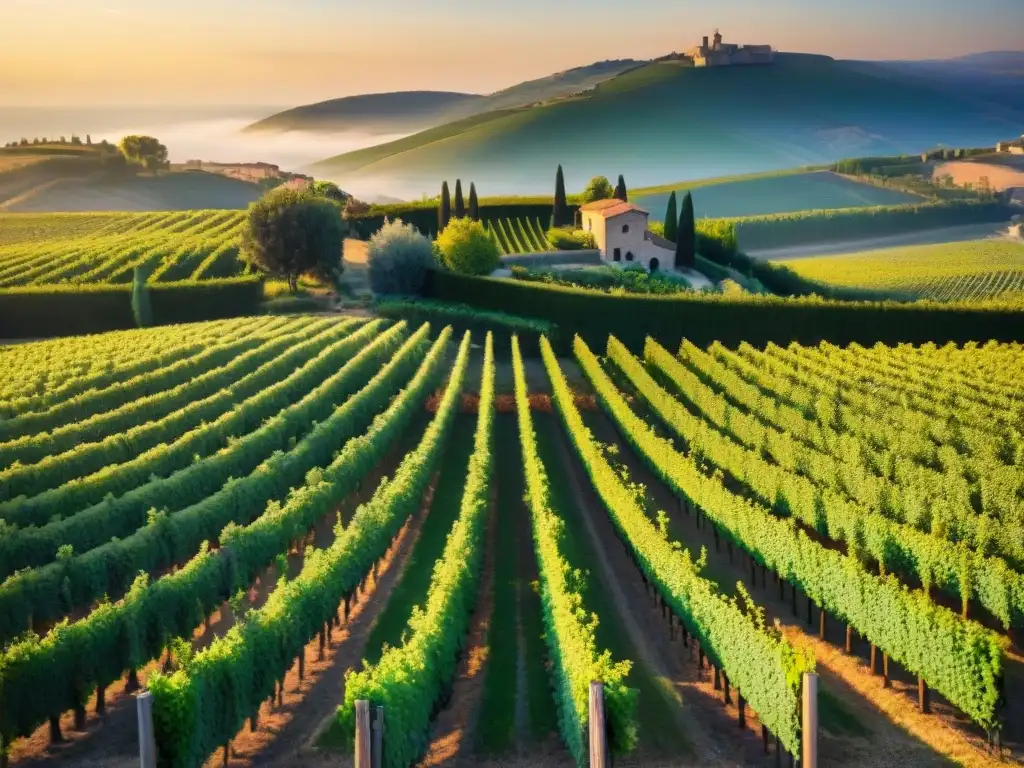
[{"xmin": 2, "ymin": 0, "xmax": 1021, "ymax": 106}]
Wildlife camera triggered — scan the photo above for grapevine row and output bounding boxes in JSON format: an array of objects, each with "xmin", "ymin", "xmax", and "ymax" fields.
[
  {"xmin": 0, "ymin": 319, "xmax": 385, "ymax": 547},
  {"xmin": 0, "ymin": 327, "xmax": 455, "ymax": 752},
  {"xmin": 547, "ymin": 336, "xmax": 812, "ymax": 755},
  {"xmin": 0, "ymin": 321, "xmax": 423, "ymax": 642},
  {"xmin": 147, "ymin": 329, "xmax": 469, "ymax": 768},
  {"xmin": 338, "ymin": 331, "xmax": 495, "ymax": 767},
  {"xmin": 0, "ymin": 318, "xmax": 353, "ymax": 506},
  {"xmin": 512, "ymin": 335, "xmax": 636, "ymax": 764},
  {"xmin": 574, "ymin": 335, "xmax": 1006, "ymax": 730},
  {"xmin": 620, "ymin": 338, "xmax": 1024, "ymax": 629}
]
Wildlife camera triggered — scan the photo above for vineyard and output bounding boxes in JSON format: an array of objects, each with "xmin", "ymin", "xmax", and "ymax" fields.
[
  {"xmin": 779, "ymin": 238, "xmax": 1024, "ymax": 302},
  {"xmin": 0, "ymin": 211, "xmax": 248, "ymax": 286},
  {"xmin": 485, "ymin": 216, "xmax": 553, "ymax": 255},
  {"xmin": 1, "ymin": 316, "xmax": 1023, "ymax": 768}
]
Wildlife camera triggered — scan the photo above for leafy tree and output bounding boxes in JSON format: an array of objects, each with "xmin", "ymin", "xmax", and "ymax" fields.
[
  {"xmin": 436, "ymin": 217, "xmax": 500, "ymax": 276},
  {"xmin": 241, "ymin": 186, "xmax": 346, "ymax": 291},
  {"xmin": 454, "ymin": 179, "xmax": 465, "ymax": 218},
  {"xmin": 614, "ymin": 174, "xmax": 628, "ymax": 201},
  {"xmin": 553, "ymin": 165, "xmax": 570, "ymax": 227},
  {"xmin": 663, "ymin": 191, "xmax": 678, "ymax": 243},
  {"xmin": 674, "ymin": 191, "xmax": 695, "ymax": 269},
  {"xmin": 367, "ymin": 218, "xmax": 435, "ymax": 296},
  {"xmin": 582, "ymin": 176, "xmax": 614, "ymax": 204},
  {"xmin": 439, "ymin": 181, "xmax": 451, "ymax": 231},
  {"xmin": 310, "ymin": 180, "xmax": 349, "ymax": 203},
  {"xmin": 468, "ymin": 182, "xmax": 479, "ymax": 220},
  {"xmin": 119, "ymin": 135, "xmax": 169, "ymax": 172}
]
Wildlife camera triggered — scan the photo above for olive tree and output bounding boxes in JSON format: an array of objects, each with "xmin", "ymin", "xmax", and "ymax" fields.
[{"xmin": 241, "ymin": 186, "xmax": 346, "ymax": 291}]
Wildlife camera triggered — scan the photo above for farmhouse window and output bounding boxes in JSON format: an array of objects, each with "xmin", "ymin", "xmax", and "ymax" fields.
[
  {"xmin": 622, "ymin": 224, "xmax": 629, "ymax": 233},
  {"xmin": 613, "ymin": 248, "xmax": 621, "ymax": 261},
  {"xmin": 625, "ymin": 251, "xmax": 634, "ymax": 261}
]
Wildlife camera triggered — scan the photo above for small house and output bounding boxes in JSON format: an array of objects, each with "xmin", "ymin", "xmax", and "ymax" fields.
[{"xmin": 579, "ymin": 199, "xmax": 675, "ymax": 271}]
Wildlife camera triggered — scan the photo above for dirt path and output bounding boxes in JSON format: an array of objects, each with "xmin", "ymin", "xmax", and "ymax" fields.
[
  {"xmin": 545, "ymin": 412, "xmax": 762, "ymax": 767},
  {"xmin": 582, "ymin": 397, "xmax": 1007, "ymax": 768}
]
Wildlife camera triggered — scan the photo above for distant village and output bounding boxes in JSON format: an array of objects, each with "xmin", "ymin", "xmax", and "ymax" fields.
[{"xmin": 175, "ymin": 160, "xmax": 312, "ymax": 189}]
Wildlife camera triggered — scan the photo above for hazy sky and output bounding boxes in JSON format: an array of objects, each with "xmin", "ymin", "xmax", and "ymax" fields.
[{"xmin": 2, "ymin": 0, "xmax": 1022, "ymax": 107}]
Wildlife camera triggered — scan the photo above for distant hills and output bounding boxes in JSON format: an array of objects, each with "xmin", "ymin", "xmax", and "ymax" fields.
[
  {"xmin": 302, "ymin": 52, "xmax": 1024, "ymax": 199},
  {"xmin": 243, "ymin": 59, "xmax": 642, "ymax": 136}
]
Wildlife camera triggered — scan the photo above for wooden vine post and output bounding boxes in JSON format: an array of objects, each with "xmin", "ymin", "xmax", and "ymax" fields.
[
  {"xmin": 137, "ymin": 691, "xmax": 157, "ymax": 768},
  {"xmin": 372, "ymin": 706, "xmax": 384, "ymax": 768},
  {"xmin": 589, "ymin": 681, "xmax": 609, "ymax": 768},
  {"xmin": 802, "ymin": 672, "xmax": 819, "ymax": 768},
  {"xmin": 355, "ymin": 699, "xmax": 372, "ymax": 768}
]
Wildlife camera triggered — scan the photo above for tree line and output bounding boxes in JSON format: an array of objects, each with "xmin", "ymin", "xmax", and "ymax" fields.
[{"xmin": 3, "ymin": 135, "xmax": 109, "ymax": 149}]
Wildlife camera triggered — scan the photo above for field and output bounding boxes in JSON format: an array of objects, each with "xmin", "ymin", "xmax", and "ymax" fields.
[
  {"xmin": 0, "ymin": 210, "xmax": 248, "ymax": 285},
  {"xmin": 633, "ymin": 171, "xmax": 922, "ymax": 222},
  {"xmin": 779, "ymin": 237, "xmax": 1024, "ymax": 301},
  {"xmin": 1, "ymin": 315, "xmax": 1023, "ymax": 768},
  {"xmin": 485, "ymin": 216, "xmax": 552, "ymax": 255}
]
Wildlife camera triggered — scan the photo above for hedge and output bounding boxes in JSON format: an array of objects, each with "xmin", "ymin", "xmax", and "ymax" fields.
[
  {"xmin": 373, "ymin": 297, "xmax": 560, "ymax": 355},
  {"xmin": 0, "ymin": 277, "xmax": 265, "ymax": 339},
  {"xmin": 422, "ymin": 270, "xmax": 1024, "ymax": 350},
  {"xmin": 718, "ymin": 200, "xmax": 1012, "ymax": 252},
  {"xmin": 346, "ymin": 202, "xmax": 582, "ymax": 240}
]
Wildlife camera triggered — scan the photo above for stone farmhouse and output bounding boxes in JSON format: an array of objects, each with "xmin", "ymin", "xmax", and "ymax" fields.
[
  {"xmin": 579, "ymin": 199, "xmax": 675, "ymax": 271},
  {"xmin": 687, "ymin": 29, "xmax": 774, "ymax": 67}
]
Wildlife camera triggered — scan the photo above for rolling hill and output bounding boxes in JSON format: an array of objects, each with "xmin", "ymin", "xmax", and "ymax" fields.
[
  {"xmin": 243, "ymin": 59, "xmax": 641, "ymax": 136},
  {"xmin": 305, "ymin": 53, "xmax": 1024, "ymax": 199}
]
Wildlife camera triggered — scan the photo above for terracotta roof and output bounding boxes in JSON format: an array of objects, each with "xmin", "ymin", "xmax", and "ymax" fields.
[
  {"xmin": 578, "ymin": 198, "xmax": 625, "ymax": 211},
  {"xmin": 644, "ymin": 230, "xmax": 675, "ymax": 249},
  {"xmin": 580, "ymin": 200, "xmax": 649, "ymax": 218}
]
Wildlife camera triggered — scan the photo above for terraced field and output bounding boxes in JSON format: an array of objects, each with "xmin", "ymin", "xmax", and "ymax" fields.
[
  {"xmin": 0, "ymin": 210, "xmax": 248, "ymax": 286},
  {"xmin": 779, "ymin": 238, "xmax": 1024, "ymax": 302},
  {"xmin": 1, "ymin": 318, "xmax": 1022, "ymax": 768}
]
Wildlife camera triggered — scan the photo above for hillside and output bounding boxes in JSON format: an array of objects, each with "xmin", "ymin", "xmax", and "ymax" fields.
[
  {"xmin": 243, "ymin": 91, "xmax": 483, "ymax": 135},
  {"xmin": 245, "ymin": 59, "xmax": 641, "ymax": 136},
  {"xmin": 5, "ymin": 171, "xmax": 264, "ymax": 212},
  {"xmin": 306, "ymin": 53, "xmax": 1024, "ymax": 198}
]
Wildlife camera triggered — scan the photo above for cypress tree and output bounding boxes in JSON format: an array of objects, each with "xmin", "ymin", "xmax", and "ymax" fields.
[
  {"xmin": 613, "ymin": 174, "xmax": 628, "ymax": 201},
  {"xmin": 468, "ymin": 182, "xmax": 479, "ymax": 220},
  {"xmin": 663, "ymin": 191, "xmax": 678, "ymax": 243},
  {"xmin": 675, "ymin": 191, "xmax": 695, "ymax": 269},
  {"xmin": 553, "ymin": 165, "xmax": 569, "ymax": 228},
  {"xmin": 454, "ymin": 179, "xmax": 465, "ymax": 218},
  {"xmin": 439, "ymin": 181, "xmax": 451, "ymax": 231}
]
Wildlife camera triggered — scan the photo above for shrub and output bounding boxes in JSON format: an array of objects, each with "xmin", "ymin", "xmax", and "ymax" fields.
[
  {"xmin": 436, "ymin": 218, "xmax": 501, "ymax": 276},
  {"xmin": 366, "ymin": 218, "xmax": 436, "ymax": 296},
  {"xmin": 546, "ymin": 227, "xmax": 596, "ymax": 250},
  {"xmin": 131, "ymin": 263, "xmax": 154, "ymax": 328},
  {"xmin": 241, "ymin": 187, "xmax": 346, "ymax": 291}
]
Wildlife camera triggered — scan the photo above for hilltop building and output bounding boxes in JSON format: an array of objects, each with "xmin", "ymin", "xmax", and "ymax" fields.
[
  {"xmin": 687, "ymin": 29, "xmax": 774, "ymax": 67},
  {"xmin": 579, "ymin": 199, "xmax": 675, "ymax": 270}
]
